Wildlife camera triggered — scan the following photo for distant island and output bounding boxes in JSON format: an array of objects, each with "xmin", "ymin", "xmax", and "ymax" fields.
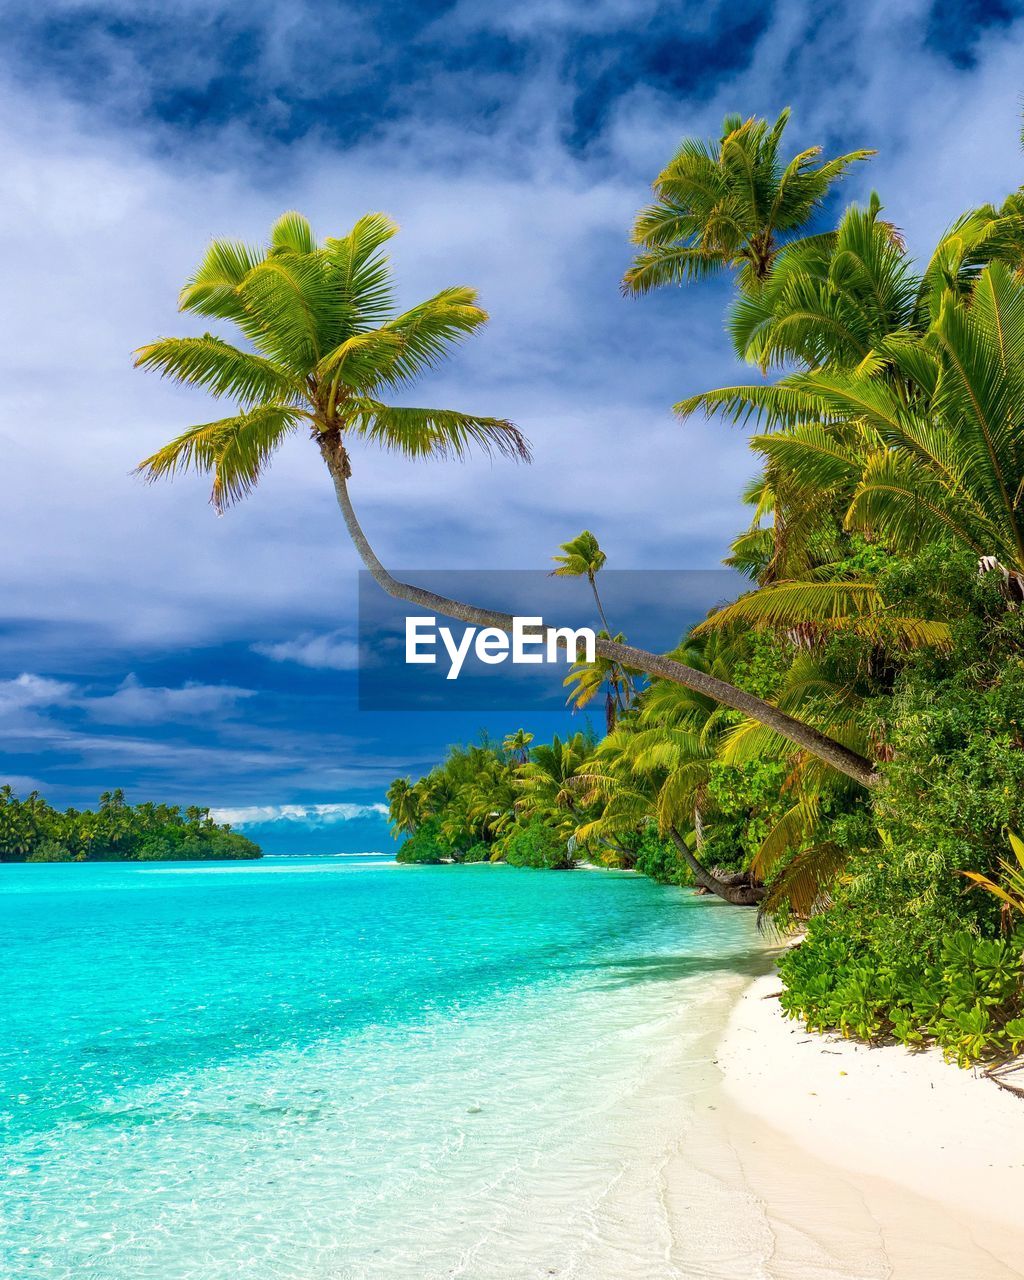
[{"xmin": 0, "ymin": 786, "xmax": 262, "ymax": 862}]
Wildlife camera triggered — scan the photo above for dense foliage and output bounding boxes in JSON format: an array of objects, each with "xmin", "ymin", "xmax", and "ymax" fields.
[
  {"xmin": 0, "ymin": 787, "xmax": 261, "ymax": 862},
  {"xmin": 388, "ymin": 112, "xmax": 1024, "ymax": 1066},
  {"xmin": 135, "ymin": 107, "xmax": 1024, "ymax": 1066}
]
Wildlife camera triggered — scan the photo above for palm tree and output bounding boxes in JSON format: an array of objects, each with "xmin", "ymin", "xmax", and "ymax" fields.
[
  {"xmin": 563, "ymin": 630, "xmax": 639, "ymax": 732},
  {"xmin": 502, "ymin": 729, "xmax": 534, "ymax": 764},
  {"xmin": 727, "ymin": 195, "xmax": 915, "ymax": 374},
  {"xmin": 137, "ymin": 212, "xmax": 878, "ymax": 790},
  {"xmin": 552, "ymin": 530, "xmax": 638, "ymax": 725},
  {"xmin": 551, "ymin": 530, "xmax": 613, "ymax": 633},
  {"xmin": 622, "ymin": 110, "xmax": 873, "ymax": 295},
  {"xmin": 711, "ymin": 195, "xmax": 1024, "ymax": 595},
  {"xmin": 572, "ymin": 675, "xmax": 765, "ymax": 905},
  {"xmin": 386, "ymin": 777, "xmax": 420, "ymax": 836},
  {"xmin": 136, "ymin": 212, "xmax": 529, "ymax": 512},
  {"xmin": 682, "ymin": 261, "xmax": 1024, "ymax": 598},
  {"xmin": 514, "ymin": 733, "xmax": 593, "ymax": 835}
]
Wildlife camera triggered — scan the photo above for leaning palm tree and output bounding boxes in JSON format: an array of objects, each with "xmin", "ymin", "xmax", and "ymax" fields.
[
  {"xmin": 623, "ymin": 110, "xmax": 873, "ymax": 295},
  {"xmin": 136, "ymin": 212, "xmax": 878, "ymax": 789},
  {"xmin": 136, "ymin": 211, "xmax": 529, "ymax": 511}
]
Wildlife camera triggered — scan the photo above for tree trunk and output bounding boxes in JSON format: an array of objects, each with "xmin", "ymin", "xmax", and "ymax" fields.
[
  {"xmin": 588, "ymin": 572, "xmax": 614, "ymax": 636},
  {"xmin": 319, "ymin": 437, "xmax": 879, "ymax": 789},
  {"xmin": 669, "ymin": 825, "xmax": 765, "ymax": 907}
]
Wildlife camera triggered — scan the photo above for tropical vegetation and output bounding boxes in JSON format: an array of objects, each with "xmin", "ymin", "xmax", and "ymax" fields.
[
  {"xmin": 0, "ymin": 787, "xmax": 261, "ymax": 861},
  {"xmin": 139, "ymin": 109, "xmax": 1024, "ymax": 1065}
]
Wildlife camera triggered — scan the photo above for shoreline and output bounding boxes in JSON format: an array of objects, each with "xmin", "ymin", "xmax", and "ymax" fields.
[{"xmin": 708, "ymin": 966, "xmax": 1024, "ymax": 1277}]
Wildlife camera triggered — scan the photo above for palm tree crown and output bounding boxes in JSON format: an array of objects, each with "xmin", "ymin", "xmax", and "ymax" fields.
[
  {"xmin": 683, "ymin": 260, "xmax": 1024, "ymax": 578},
  {"xmin": 135, "ymin": 211, "xmax": 529, "ymax": 509},
  {"xmin": 623, "ymin": 110, "xmax": 873, "ymax": 295}
]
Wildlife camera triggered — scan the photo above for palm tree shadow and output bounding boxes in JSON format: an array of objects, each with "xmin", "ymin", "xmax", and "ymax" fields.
[{"xmin": 586, "ymin": 948, "xmax": 777, "ymax": 990}]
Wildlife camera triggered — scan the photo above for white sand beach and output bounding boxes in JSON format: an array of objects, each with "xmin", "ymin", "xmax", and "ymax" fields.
[
  {"xmin": 707, "ymin": 968, "xmax": 1024, "ymax": 1279},
  {"xmin": 445, "ymin": 916, "xmax": 1024, "ymax": 1280}
]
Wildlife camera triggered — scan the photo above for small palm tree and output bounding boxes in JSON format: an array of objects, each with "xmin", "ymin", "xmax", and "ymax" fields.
[
  {"xmin": 135, "ymin": 212, "xmax": 529, "ymax": 512},
  {"xmin": 386, "ymin": 777, "xmax": 420, "ymax": 836},
  {"xmin": 563, "ymin": 630, "xmax": 639, "ymax": 733},
  {"xmin": 551, "ymin": 530, "xmax": 612, "ymax": 632},
  {"xmin": 552, "ymin": 530, "xmax": 638, "ymax": 720},
  {"xmin": 623, "ymin": 110, "xmax": 873, "ymax": 294},
  {"xmin": 502, "ymin": 729, "xmax": 534, "ymax": 764}
]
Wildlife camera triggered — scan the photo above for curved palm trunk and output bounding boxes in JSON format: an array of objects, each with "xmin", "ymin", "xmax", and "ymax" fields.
[
  {"xmin": 669, "ymin": 823, "xmax": 765, "ymax": 907},
  {"xmin": 588, "ymin": 572, "xmax": 614, "ymax": 635},
  {"xmin": 320, "ymin": 438, "xmax": 878, "ymax": 789}
]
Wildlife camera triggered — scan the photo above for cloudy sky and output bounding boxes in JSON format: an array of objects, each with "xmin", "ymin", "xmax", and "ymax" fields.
[{"xmin": 1, "ymin": 0, "xmax": 1022, "ymax": 851}]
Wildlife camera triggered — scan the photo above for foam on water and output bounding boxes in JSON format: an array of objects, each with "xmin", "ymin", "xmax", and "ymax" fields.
[{"xmin": 0, "ymin": 855, "xmax": 762, "ymax": 1278}]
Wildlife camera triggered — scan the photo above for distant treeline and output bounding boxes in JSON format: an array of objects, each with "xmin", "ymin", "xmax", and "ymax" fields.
[{"xmin": 0, "ymin": 787, "xmax": 261, "ymax": 862}]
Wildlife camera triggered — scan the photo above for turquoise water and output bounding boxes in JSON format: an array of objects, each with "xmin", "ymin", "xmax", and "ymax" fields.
[{"xmin": 0, "ymin": 857, "xmax": 759, "ymax": 1278}]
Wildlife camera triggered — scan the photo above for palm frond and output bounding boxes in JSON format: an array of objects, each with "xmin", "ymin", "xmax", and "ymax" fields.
[
  {"xmin": 381, "ymin": 287, "xmax": 489, "ymax": 385},
  {"xmin": 133, "ymin": 336, "xmax": 302, "ymax": 406},
  {"xmin": 693, "ymin": 579, "xmax": 951, "ymax": 649},
  {"xmin": 179, "ymin": 237, "xmax": 263, "ymax": 321},
  {"xmin": 345, "ymin": 400, "xmax": 530, "ymax": 462},
  {"xmin": 135, "ymin": 404, "xmax": 304, "ymax": 511},
  {"xmin": 759, "ymin": 841, "xmax": 847, "ymax": 925}
]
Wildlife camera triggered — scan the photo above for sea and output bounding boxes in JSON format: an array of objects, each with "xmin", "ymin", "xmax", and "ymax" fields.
[{"xmin": 0, "ymin": 855, "xmax": 765, "ymax": 1279}]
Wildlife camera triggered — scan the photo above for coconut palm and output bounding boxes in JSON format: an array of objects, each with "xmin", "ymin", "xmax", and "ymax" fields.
[
  {"xmin": 551, "ymin": 530, "xmax": 613, "ymax": 632},
  {"xmin": 569, "ymin": 637, "xmax": 770, "ymax": 904},
  {"xmin": 137, "ymin": 212, "xmax": 878, "ymax": 789},
  {"xmin": 727, "ymin": 195, "xmax": 915, "ymax": 373},
  {"xmin": 136, "ymin": 212, "xmax": 529, "ymax": 513},
  {"xmin": 563, "ymin": 630, "xmax": 639, "ymax": 732},
  {"xmin": 514, "ymin": 733, "xmax": 593, "ymax": 834},
  {"xmin": 552, "ymin": 530, "xmax": 638, "ymax": 723},
  {"xmin": 707, "ymin": 196, "xmax": 1024, "ymax": 603},
  {"xmin": 623, "ymin": 110, "xmax": 873, "ymax": 295},
  {"xmin": 682, "ymin": 261, "xmax": 1024, "ymax": 598},
  {"xmin": 502, "ymin": 729, "xmax": 534, "ymax": 764},
  {"xmin": 386, "ymin": 777, "xmax": 420, "ymax": 836}
]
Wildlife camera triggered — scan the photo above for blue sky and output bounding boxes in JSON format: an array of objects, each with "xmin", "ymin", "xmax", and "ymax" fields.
[{"xmin": 1, "ymin": 0, "xmax": 1023, "ymax": 852}]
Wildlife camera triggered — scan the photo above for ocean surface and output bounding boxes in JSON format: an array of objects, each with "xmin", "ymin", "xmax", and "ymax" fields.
[{"xmin": 0, "ymin": 856, "xmax": 763, "ymax": 1279}]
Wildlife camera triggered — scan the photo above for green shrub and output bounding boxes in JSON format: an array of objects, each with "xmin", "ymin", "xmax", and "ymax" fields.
[
  {"xmin": 632, "ymin": 825, "xmax": 688, "ymax": 884},
  {"xmin": 779, "ymin": 913, "xmax": 1024, "ymax": 1066},
  {"xmin": 395, "ymin": 816, "xmax": 456, "ymax": 864},
  {"xmin": 25, "ymin": 838, "xmax": 75, "ymax": 863},
  {"xmin": 501, "ymin": 820, "xmax": 572, "ymax": 869}
]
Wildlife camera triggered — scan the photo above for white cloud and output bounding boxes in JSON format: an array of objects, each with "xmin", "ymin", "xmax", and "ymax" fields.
[
  {"xmin": 209, "ymin": 802, "xmax": 389, "ymax": 826},
  {"xmin": 0, "ymin": 673, "xmax": 75, "ymax": 714},
  {"xmin": 0, "ymin": 672, "xmax": 255, "ymax": 727},
  {"xmin": 83, "ymin": 674, "xmax": 256, "ymax": 724},
  {"xmin": 253, "ymin": 632, "xmax": 360, "ymax": 670}
]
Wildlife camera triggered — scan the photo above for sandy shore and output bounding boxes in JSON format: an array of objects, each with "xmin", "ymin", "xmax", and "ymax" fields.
[{"xmin": 710, "ymin": 966, "xmax": 1024, "ymax": 1278}]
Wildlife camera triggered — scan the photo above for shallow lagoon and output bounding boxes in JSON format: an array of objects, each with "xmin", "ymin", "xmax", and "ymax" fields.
[{"xmin": 0, "ymin": 856, "xmax": 761, "ymax": 1278}]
